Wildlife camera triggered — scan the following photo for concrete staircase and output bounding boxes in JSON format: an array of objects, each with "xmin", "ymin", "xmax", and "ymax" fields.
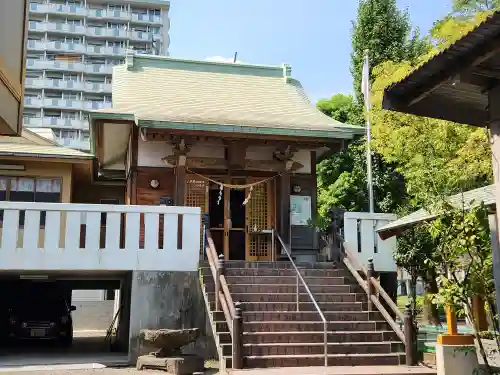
[{"xmin": 199, "ymin": 261, "xmax": 406, "ymax": 369}]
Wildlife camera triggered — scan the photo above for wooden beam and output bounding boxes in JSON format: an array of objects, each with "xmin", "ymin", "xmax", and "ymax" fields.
[{"xmin": 407, "ymin": 40, "xmax": 500, "ymax": 107}]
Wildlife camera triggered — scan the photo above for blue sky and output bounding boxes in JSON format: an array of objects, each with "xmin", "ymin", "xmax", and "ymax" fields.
[{"xmin": 168, "ymin": 0, "xmax": 451, "ymax": 103}]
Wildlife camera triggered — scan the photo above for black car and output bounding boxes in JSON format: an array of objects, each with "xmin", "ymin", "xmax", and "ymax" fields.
[{"xmin": 6, "ymin": 284, "xmax": 76, "ymax": 347}]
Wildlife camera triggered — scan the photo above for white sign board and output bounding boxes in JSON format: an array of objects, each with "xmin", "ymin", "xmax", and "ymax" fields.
[{"xmin": 290, "ymin": 195, "xmax": 312, "ymax": 226}]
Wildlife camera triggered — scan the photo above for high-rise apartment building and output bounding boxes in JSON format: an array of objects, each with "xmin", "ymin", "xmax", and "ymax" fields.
[{"xmin": 24, "ymin": 0, "xmax": 170, "ymax": 150}]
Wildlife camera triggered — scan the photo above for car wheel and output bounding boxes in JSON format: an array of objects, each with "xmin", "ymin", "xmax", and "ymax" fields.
[{"xmin": 59, "ymin": 334, "xmax": 73, "ymax": 348}]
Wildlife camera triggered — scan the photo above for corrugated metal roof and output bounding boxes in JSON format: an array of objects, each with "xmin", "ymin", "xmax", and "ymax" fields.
[
  {"xmin": 385, "ymin": 11, "xmax": 500, "ymax": 98},
  {"xmin": 377, "ymin": 184, "xmax": 495, "ymax": 238},
  {"xmin": 100, "ymin": 53, "xmax": 363, "ymax": 139}
]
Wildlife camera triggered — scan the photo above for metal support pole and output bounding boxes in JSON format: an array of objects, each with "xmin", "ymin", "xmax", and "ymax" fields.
[
  {"xmin": 296, "ymin": 273, "xmax": 300, "ymax": 311},
  {"xmin": 232, "ymin": 301, "xmax": 244, "ymax": 369},
  {"xmin": 366, "ymin": 258, "xmax": 375, "ymax": 311},
  {"xmin": 404, "ymin": 303, "xmax": 417, "ymax": 366},
  {"xmin": 215, "ymin": 253, "xmax": 224, "ymax": 311}
]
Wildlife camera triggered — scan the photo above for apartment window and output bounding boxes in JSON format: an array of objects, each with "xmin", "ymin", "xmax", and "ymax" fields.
[
  {"xmin": 0, "ymin": 177, "xmax": 62, "ymax": 226},
  {"xmin": 67, "ymin": 19, "xmax": 83, "ymax": 25},
  {"xmin": 149, "ymin": 27, "xmax": 160, "ymax": 34},
  {"xmin": 150, "ymin": 9, "xmax": 161, "ymax": 16},
  {"xmin": 108, "ymin": 4, "xmax": 126, "ymax": 11},
  {"xmin": 66, "ymin": 37, "xmax": 81, "ymax": 44}
]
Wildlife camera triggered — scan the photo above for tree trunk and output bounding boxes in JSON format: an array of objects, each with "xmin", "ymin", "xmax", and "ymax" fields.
[{"xmin": 423, "ymin": 273, "xmax": 440, "ymax": 326}]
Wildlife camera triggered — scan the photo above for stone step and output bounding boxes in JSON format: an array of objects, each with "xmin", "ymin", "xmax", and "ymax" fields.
[
  {"xmin": 220, "ymin": 341, "xmax": 403, "ymax": 356},
  {"xmin": 210, "ymin": 301, "xmax": 367, "ymax": 312},
  {"xmin": 206, "ymin": 292, "xmax": 367, "ymax": 303},
  {"xmin": 213, "ymin": 311, "xmax": 382, "ymax": 322},
  {"xmin": 217, "ymin": 330, "xmax": 401, "ymax": 344},
  {"xmin": 200, "ymin": 267, "xmax": 349, "ymax": 278},
  {"xmin": 215, "ymin": 320, "xmax": 391, "ymax": 332},
  {"xmin": 200, "ymin": 261, "xmax": 339, "ymax": 270},
  {"xmin": 241, "ymin": 353, "xmax": 405, "ymax": 367},
  {"xmin": 224, "ymin": 275, "xmax": 351, "ymax": 285},
  {"xmin": 220, "ymin": 284, "xmax": 360, "ymax": 294}
]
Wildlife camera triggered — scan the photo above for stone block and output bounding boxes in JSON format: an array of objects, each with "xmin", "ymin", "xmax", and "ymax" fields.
[{"xmin": 136, "ymin": 354, "xmax": 204, "ymax": 374}]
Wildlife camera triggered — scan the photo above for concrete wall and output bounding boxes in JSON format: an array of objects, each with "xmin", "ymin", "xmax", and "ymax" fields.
[
  {"xmin": 128, "ymin": 271, "xmax": 215, "ymax": 361},
  {"xmin": 72, "ymin": 300, "xmax": 115, "ymax": 331}
]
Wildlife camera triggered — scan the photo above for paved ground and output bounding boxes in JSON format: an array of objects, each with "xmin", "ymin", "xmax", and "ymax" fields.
[{"xmin": 5, "ymin": 366, "xmax": 436, "ymax": 375}]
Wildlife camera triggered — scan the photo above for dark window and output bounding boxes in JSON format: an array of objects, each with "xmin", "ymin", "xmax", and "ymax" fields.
[
  {"xmin": 100, "ymin": 198, "xmax": 120, "ymax": 225},
  {"xmin": 0, "ymin": 177, "xmax": 61, "ymax": 226}
]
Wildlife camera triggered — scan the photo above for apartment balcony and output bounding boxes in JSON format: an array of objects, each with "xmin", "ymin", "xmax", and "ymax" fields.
[
  {"xmin": 46, "ymin": 41, "xmax": 86, "ymax": 54},
  {"xmin": 130, "ymin": 31, "xmax": 153, "ymax": 42},
  {"xmin": 0, "ymin": 202, "xmax": 200, "ymax": 272},
  {"xmin": 24, "ymin": 97, "xmax": 43, "ymax": 108},
  {"xmin": 23, "ymin": 117, "xmax": 89, "ymax": 130},
  {"xmin": 87, "ymin": 27, "xmax": 129, "ymax": 39},
  {"xmin": 131, "ymin": 13, "xmax": 163, "ymax": 25},
  {"xmin": 86, "ymin": 45, "xmax": 126, "ymax": 56},
  {"xmin": 25, "ymin": 78, "xmax": 45, "ymax": 89},
  {"xmin": 29, "ymin": 2, "xmax": 52, "ymax": 14},
  {"xmin": 52, "ymin": 79, "xmax": 86, "ymax": 91},
  {"xmin": 43, "ymin": 98, "xmax": 84, "ymax": 110},
  {"xmin": 27, "ymin": 59, "xmax": 86, "ymax": 73},
  {"xmin": 25, "ymin": 78, "xmax": 84, "ymax": 91},
  {"xmin": 86, "ymin": 64, "xmax": 114, "ymax": 75},
  {"xmin": 85, "ymin": 82, "xmax": 112, "ymax": 93},
  {"xmin": 28, "ymin": 21, "xmax": 47, "ymax": 33},
  {"xmin": 27, "ymin": 40, "xmax": 47, "ymax": 51},
  {"xmin": 85, "ymin": 101, "xmax": 112, "ymax": 110},
  {"xmin": 55, "ymin": 137, "xmax": 90, "ymax": 150},
  {"xmin": 87, "ymin": 8, "xmax": 131, "ymax": 21},
  {"xmin": 45, "ymin": 3, "xmax": 86, "ymax": 17},
  {"xmin": 46, "ymin": 22, "xmax": 86, "ymax": 35}
]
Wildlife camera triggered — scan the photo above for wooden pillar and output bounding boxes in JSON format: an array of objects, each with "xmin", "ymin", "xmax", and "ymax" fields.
[
  {"xmin": 489, "ymin": 214, "xmax": 500, "ymax": 319},
  {"xmin": 488, "ymin": 87, "xmax": 500, "ymax": 317},
  {"xmin": 174, "ymin": 153, "xmax": 187, "ymax": 206},
  {"xmin": 472, "ymin": 296, "xmax": 488, "ymax": 332},
  {"xmin": 279, "ymin": 165, "xmax": 291, "ymax": 249}
]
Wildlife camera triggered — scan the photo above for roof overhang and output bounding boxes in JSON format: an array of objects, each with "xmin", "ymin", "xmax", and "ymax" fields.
[
  {"xmin": 377, "ymin": 184, "xmax": 496, "ymax": 240},
  {"xmin": 137, "ymin": 119, "xmax": 363, "ymax": 142},
  {"xmin": 90, "ymin": 108, "xmax": 363, "ymax": 178},
  {"xmin": 383, "ymin": 12, "xmax": 500, "ymax": 127},
  {"xmin": 91, "ymin": 119, "xmax": 133, "ymax": 178}
]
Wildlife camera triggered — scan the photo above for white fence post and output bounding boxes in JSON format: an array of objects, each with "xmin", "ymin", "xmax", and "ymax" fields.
[{"xmin": 0, "ymin": 202, "xmax": 200, "ymax": 272}]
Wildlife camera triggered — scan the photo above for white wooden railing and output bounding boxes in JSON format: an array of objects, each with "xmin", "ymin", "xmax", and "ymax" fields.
[
  {"xmin": 0, "ymin": 202, "xmax": 201, "ymax": 272},
  {"xmin": 344, "ymin": 212, "xmax": 397, "ymax": 272}
]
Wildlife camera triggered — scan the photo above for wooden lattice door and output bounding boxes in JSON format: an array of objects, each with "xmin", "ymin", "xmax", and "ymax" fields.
[
  {"xmin": 185, "ymin": 175, "xmax": 209, "ymax": 255},
  {"xmin": 245, "ymin": 178, "xmax": 274, "ymax": 261}
]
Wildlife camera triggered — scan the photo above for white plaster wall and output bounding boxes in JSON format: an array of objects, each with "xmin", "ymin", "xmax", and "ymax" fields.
[
  {"xmin": 72, "ymin": 289, "xmax": 105, "ymax": 302},
  {"xmin": 137, "ymin": 139, "xmax": 173, "ymax": 167},
  {"xmin": 245, "ymin": 146, "xmax": 311, "ymax": 173},
  {"xmin": 138, "ymin": 139, "xmax": 312, "ymax": 173},
  {"xmin": 72, "ymin": 300, "xmax": 115, "ymax": 331}
]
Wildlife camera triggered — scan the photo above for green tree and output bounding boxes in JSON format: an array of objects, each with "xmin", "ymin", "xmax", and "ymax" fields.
[
  {"xmin": 317, "ymin": 139, "xmax": 406, "ymax": 228},
  {"xmin": 316, "ymin": 94, "xmax": 364, "ymax": 125},
  {"xmin": 350, "ymin": 0, "xmax": 428, "ymax": 101},
  {"xmin": 452, "ymin": 0, "xmax": 500, "ymax": 16}
]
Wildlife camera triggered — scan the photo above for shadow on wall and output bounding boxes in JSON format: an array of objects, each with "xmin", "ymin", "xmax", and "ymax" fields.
[{"xmin": 129, "ymin": 271, "xmax": 216, "ymax": 361}]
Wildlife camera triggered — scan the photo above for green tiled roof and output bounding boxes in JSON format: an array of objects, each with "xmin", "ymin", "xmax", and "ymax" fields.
[
  {"xmin": 93, "ymin": 53, "xmax": 363, "ymax": 139},
  {"xmin": 376, "ymin": 184, "xmax": 495, "ymax": 238}
]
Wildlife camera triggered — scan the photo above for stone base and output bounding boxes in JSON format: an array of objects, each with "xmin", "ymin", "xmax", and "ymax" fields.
[
  {"xmin": 136, "ymin": 354, "xmax": 204, "ymax": 374},
  {"xmin": 436, "ymin": 342, "xmax": 480, "ymax": 375}
]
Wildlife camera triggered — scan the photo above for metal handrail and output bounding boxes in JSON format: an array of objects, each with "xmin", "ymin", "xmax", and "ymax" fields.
[{"xmin": 275, "ymin": 232, "xmax": 328, "ymax": 367}]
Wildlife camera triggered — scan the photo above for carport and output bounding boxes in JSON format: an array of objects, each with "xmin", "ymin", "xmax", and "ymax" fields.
[
  {"xmin": 0, "ymin": 270, "xmax": 131, "ymax": 369},
  {"xmin": 0, "ymin": 201, "xmax": 201, "ymax": 370}
]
